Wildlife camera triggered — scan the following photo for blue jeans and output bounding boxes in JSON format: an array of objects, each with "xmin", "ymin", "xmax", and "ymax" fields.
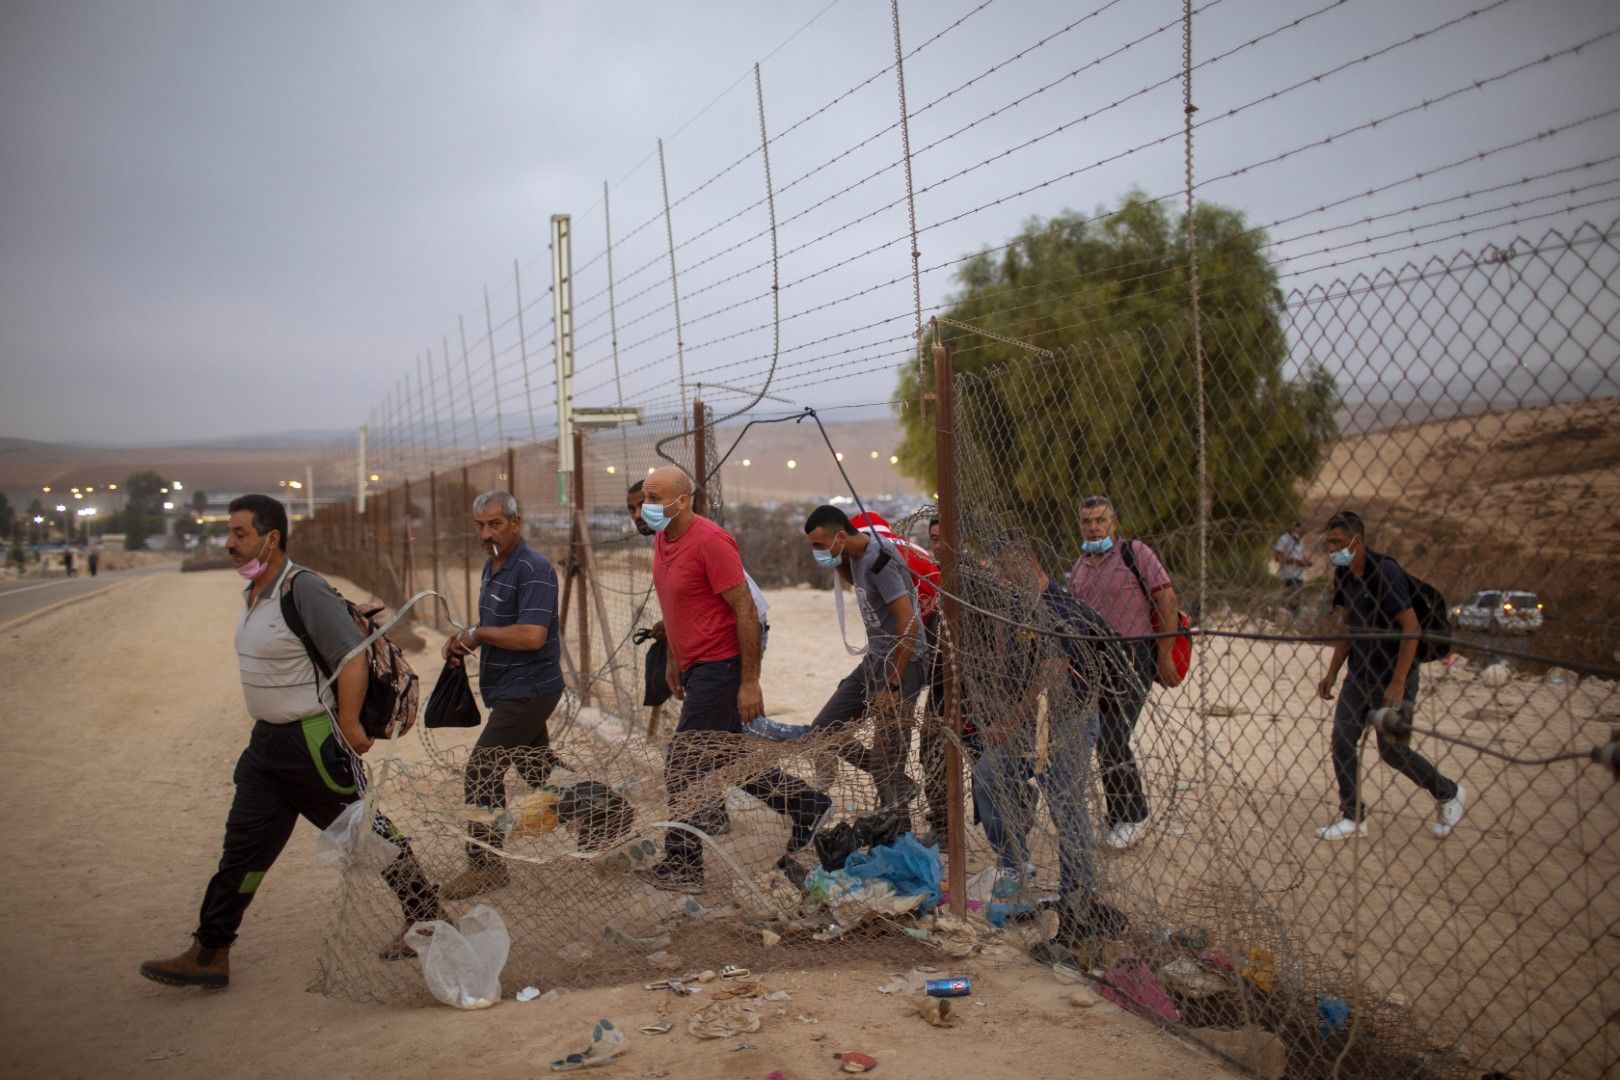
[{"xmin": 972, "ymin": 709, "xmax": 1100, "ymax": 895}]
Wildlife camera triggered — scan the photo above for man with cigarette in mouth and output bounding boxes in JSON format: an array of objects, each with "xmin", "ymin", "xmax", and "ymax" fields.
[{"xmin": 437, "ymin": 490, "xmax": 566, "ymax": 899}]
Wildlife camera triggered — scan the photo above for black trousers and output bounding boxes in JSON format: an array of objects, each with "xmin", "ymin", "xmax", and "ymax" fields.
[
  {"xmin": 810, "ymin": 656, "xmax": 924, "ymax": 807},
  {"xmin": 1097, "ymin": 641, "xmax": 1155, "ymax": 827},
  {"xmin": 195, "ymin": 717, "xmax": 437, "ymax": 949},
  {"xmin": 463, "ymin": 686, "xmax": 564, "ymax": 863},
  {"xmin": 1331, "ymin": 670, "xmax": 1457, "ymax": 820},
  {"xmin": 663, "ymin": 658, "xmax": 825, "ymax": 873}
]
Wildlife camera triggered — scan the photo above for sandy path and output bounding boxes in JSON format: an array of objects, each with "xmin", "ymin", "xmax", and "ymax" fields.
[{"xmin": 0, "ymin": 569, "xmax": 1236, "ymax": 1080}]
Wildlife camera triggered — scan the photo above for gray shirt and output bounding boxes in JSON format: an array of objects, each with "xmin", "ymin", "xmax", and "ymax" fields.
[
  {"xmin": 236, "ymin": 561, "xmax": 364, "ymax": 723},
  {"xmin": 851, "ymin": 536, "xmax": 926, "ymax": 668}
]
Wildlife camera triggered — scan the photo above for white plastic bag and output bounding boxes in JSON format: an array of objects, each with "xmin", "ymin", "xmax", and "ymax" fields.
[
  {"xmin": 406, "ymin": 905, "xmax": 510, "ymax": 1009},
  {"xmin": 314, "ymin": 800, "xmax": 400, "ymax": 872}
]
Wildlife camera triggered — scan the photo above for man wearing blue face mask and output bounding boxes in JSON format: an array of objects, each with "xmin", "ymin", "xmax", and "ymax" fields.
[
  {"xmin": 803, "ymin": 505, "xmax": 928, "ymax": 820},
  {"xmin": 1067, "ymin": 495, "xmax": 1177, "ymax": 850},
  {"xmin": 1315, "ymin": 511, "xmax": 1464, "ymax": 841}
]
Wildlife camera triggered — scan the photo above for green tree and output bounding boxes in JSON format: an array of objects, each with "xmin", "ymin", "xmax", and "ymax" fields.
[
  {"xmin": 0, "ymin": 492, "xmax": 14, "ymax": 539},
  {"xmin": 894, "ymin": 193, "xmax": 1336, "ymax": 585},
  {"xmin": 120, "ymin": 470, "xmax": 167, "ymax": 551},
  {"xmin": 190, "ymin": 489, "xmax": 208, "ymax": 515}
]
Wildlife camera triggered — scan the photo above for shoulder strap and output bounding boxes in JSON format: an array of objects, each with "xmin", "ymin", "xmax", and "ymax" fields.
[
  {"xmin": 1117, "ymin": 539, "xmax": 1151, "ymax": 604},
  {"xmin": 278, "ymin": 567, "xmax": 333, "ymax": 681}
]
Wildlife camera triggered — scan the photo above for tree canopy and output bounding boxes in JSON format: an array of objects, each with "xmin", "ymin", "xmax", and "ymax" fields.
[{"xmin": 894, "ymin": 193, "xmax": 1336, "ymax": 583}]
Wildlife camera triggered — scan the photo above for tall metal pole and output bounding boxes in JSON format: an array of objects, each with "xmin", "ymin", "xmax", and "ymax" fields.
[
  {"xmin": 551, "ymin": 214, "xmax": 576, "ymax": 503},
  {"xmin": 461, "ymin": 465, "xmax": 474, "ymax": 625},
  {"xmin": 513, "ymin": 258, "xmax": 539, "ymax": 447},
  {"xmin": 932, "ymin": 341, "xmax": 967, "ymax": 917},
  {"xmin": 442, "ymin": 336, "xmax": 461, "ymax": 464},
  {"xmin": 572, "ymin": 429, "xmax": 591, "ymax": 706},
  {"xmin": 458, "ymin": 315, "xmax": 483, "ymax": 457},
  {"xmin": 357, "ymin": 425, "xmax": 368, "ymax": 514},
  {"xmin": 429, "ymin": 471, "xmax": 441, "ymax": 630},
  {"xmin": 657, "ymin": 140, "xmax": 689, "ymax": 417},
  {"xmin": 692, "ymin": 398, "xmax": 708, "ymax": 516},
  {"xmin": 305, "ymin": 464, "xmax": 315, "ymax": 521},
  {"xmin": 483, "ymin": 284, "xmax": 505, "ymax": 452}
]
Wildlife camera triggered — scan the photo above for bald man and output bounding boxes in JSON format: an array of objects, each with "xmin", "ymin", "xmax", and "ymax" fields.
[{"xmin": 634, "ymin": 467, "xmax": 830, "ymax": 893}]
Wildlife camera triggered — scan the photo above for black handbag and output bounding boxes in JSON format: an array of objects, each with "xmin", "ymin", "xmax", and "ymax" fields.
[{"xmin": 424, "ymin": 659, "xmax": 482, "ymax": 728}]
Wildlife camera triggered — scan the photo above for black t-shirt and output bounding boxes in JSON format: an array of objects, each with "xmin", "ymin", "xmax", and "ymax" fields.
[{"xmin": 1331, "ymin": 549, "xmax": 1412, "ymax": 690}]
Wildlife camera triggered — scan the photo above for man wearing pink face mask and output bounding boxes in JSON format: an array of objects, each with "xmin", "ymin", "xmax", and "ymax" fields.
[{"xmin": 139, "ymin": 495, "xmax": 441, "ymax": 990}]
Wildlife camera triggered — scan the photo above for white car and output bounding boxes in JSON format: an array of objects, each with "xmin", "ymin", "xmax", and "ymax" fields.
[{"xmin": 1451, "ymin": 590, "xmax": 1544, "ymax": 634}]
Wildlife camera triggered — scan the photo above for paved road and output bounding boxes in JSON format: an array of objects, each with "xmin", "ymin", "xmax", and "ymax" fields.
[{"xmin": 0, "ymin": 564, "xmax": 175, "ymax": 628}]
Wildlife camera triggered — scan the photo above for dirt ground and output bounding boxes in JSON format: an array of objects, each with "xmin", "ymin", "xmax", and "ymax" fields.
[{"xmin": 0, "ymin": 569, "xmax": 1239, "ymax": 1080}]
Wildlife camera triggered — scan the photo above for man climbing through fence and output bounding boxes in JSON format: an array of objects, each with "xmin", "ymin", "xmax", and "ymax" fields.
[
  {"xmin": 1066, "ymin": 495, "xmax": 1179, "ymax": 851},
  {"xmin": 1314, "ymin": 510, "xmax": 1466, "ymax": 841},
  {"xmin": 139, "ymin": 495, "xmax": 440, "ymax": 990},
  {"xmin": 635, "ymin": 466, "xmax": 830, "ymax": 893},
  {"xmin": 803, "ymin": 505, "xmax": 929, "ymax": 823},
  {"xmin": 436, "ymin": 490, "xmax": 569, "ymax": 899},
  {"xmin": 976, "ymin": 530, "xmax": 1128, "ymax": 943}
]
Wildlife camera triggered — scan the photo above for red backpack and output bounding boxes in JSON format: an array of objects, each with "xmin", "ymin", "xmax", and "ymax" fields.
[{"xmin": 849, "ymin": 512, "xmax": 941, "ymax": 616}]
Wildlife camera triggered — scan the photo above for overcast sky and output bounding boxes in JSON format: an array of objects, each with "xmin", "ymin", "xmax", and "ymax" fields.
[{"xmin": 2, "ymin": 0, "xmax": 1616, "ymax": 447}]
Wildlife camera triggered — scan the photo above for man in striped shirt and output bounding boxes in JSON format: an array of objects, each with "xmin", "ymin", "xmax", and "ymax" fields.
[{"xmin": 438, "ymin": 490, "xmax": 567, "ymax": 899}]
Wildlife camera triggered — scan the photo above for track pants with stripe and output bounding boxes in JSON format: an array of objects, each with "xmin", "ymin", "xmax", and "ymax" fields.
[{"xmin": 194, "ymin": 716, "xmax": 438, "ymax": 949}]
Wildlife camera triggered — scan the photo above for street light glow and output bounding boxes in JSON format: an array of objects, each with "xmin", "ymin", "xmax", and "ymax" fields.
[
  {"xmin": 870, "ymin": 451, "xmax": 879, "ymax": 459},
  {"xmin": 368, "ymin": 474, "xmax": 380, "ymax": 482},
  {"xmin": 32, "ymin": 516, "xmax": 44, "ymax": 524},
  {"xmin": 163, "ymin": 501, "xmax": 175, "ymax": 510},
  {"xmin": 835, "ymin": 452, "xmax": 844, "ymax": 461},
  {"xmin": 741, "ymin": 459, "xmax": 751, "ymax": 467},
  {"xmin": 55, "ymin": 505, "xmax": 66, "ymax": 512},
  {"xmin": 41, "ymin": 486, "xmax": 51, "ymax": 493},
  {"xmin": 889, "ymin": 455, "xmax": 899, "ymax": 465},
  {"xmin": 73, "ymin": 492, "xmax": 84, "ymax": 500},
  {"xmin": 605, "ymin": 465, "xmax": 617, "ymax": 475},
  {"xmin": 108, "ymin": 484, "xmax": 117, "ymax": 490},
  {"xmin": 786, "ymin": 460, "xmax": 797, "ymax": 470},
  {"xmin": 172, "ymin": 481, "xmax": 183, "ymax": 490}
]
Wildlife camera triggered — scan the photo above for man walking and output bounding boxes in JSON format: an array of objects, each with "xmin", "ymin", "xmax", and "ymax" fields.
[
  {"xmin": 975, "ymin": 531, "xmax": 1126, "ymax": 941},
  {"xmin": 139, "ymin": 495, "xmax": 440, "ymax": 989},
  {"xmin": 803, "ymin": 505, "xmax": 928, "ymax": 818},
  {"xmin": 1273, "ymin": 521, "xmax": 1308, "ymax": 616},
  {"xmin": 1067, "ymin": 495, "xmax": 1178, "ymax": 850},
  {"xmin": 636, "ymin": 467, "xmax": 829, "ymax": 893},
  {"xmin": 1315, "ymin": 511, "xmax": 1465, "ymax": 840},
  {"xmin": 438, "ymin": 491, "xmax": 567, "ymax": 899}
]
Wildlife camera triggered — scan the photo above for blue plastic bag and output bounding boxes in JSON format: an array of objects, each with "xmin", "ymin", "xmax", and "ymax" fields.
[{"xmin": 842, "ymin": 833, "xmax": 942, "ymax": 913}]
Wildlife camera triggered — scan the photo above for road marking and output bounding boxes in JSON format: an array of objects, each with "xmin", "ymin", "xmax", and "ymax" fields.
[
  {"xmin": 0, "ymin": 580, "xmax": 136, "ymax": 634},
  {"xmin": 0, "ymin": 578, "xmax": 82, "ymax": 598}
]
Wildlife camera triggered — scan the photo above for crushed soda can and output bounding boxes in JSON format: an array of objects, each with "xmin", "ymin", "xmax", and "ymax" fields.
[{"xmin": 924, "ymin": 977, "xmax": 971, "ymax": 998}]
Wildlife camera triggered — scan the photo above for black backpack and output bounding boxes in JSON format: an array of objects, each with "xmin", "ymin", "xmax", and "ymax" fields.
[
  {"xmin": 1404, "ymin": 572, "xmax": 1452, "ymax": 664},
  {"xmin": 281, "ymin": 568, "xmax": 420, "ymax": 739}
]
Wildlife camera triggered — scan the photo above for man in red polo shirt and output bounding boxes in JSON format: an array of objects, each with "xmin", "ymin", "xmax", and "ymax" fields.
[{"xmin": 634, "ymin": 466, "xmax": 830, "ymax": 893}]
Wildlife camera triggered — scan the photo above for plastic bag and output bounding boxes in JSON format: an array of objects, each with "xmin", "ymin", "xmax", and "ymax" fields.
[
  {"xmin": 314, "ymin": 800, "xmax": 400, "ymax": 872},
  {"xmin": 405, "ymin": 904, "xmax": 510, "ymax": 1009},
  {"xmin": 425, "ymin": 658, "xmax": 482, "ymax": 728},
  {"xmin": 842, "ymin": 833, "xmax": 943, "ymax": 913}
]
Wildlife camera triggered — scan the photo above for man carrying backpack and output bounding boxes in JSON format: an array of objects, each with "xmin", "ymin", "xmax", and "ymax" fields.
[
  {"xmin": 140, "ymin": 495, "xmax": 441, "ymax": 990},
  {"xmin": 1315, "ymin": 511, "xmax": 1465, "ymax": 840},
  {"xmin": 1067, "ymin": 496, "xmax": 1178, "ymax": 850}
]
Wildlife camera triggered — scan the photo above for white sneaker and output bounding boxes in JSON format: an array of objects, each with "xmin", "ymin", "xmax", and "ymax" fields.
[
  {"xmin": 1433, "ymin": 784, "xmax": 1466, "ymax": 838},
  {"xmin": 1315, "ymin": 818, "xmax": 1368, "ymax": 841},
  {"xmin": 1103, "ymin": 819, "xmax": 1150, "ymax": 850}
]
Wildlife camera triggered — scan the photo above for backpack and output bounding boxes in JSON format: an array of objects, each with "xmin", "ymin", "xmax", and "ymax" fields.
[
  {"xmin": 1403, "ymin": 572, "xmax": 1452, "ymax": 664},
  {"xmin": 281, "ymin": 568, "xmax": 421, "ymax": 739},
  {"xmin": 1117, "ymin": 539, "xmax": 1193, "ymax": 688},
  {"xmin": 849, "ymin": 512, "xmax": 941, "ymax": 615}
]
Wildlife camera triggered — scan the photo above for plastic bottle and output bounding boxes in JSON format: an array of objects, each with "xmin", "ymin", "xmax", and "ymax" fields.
[{"xmin": 747, "ymin": 716, "xmax": 809, "ymax": 742}]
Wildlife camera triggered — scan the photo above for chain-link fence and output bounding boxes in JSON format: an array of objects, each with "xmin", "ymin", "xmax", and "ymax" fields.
[{"xmin": 295, "ymin": 207, "xmax": 1617, "ymax": 1079}]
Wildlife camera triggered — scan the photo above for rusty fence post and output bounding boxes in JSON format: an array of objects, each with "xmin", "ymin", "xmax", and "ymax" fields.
[
  {"xmin": 461, "ymin": 466, "xmax": 474, "ymax": 626},
  {"xmin": 692, "ymin": 397, "xmax": 708, "ymax": 515},
  {"xmin": 932, "ymin": 341, "xmax": 967, "ymax": 918},
  {"xmin": 572, "ymin": 429, "xmax": 591, "ymax": 706},
  {"xmin": 429, "ymin": 471, "xmax": 441, "ymax": 629}
]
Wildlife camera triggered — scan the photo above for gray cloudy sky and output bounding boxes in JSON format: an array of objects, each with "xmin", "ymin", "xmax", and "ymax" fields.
[{"xmin": 2, "ymin": 0, "xmax": 1616, "ymax": 446}]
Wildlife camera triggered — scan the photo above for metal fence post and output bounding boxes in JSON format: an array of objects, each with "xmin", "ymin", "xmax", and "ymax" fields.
[
  {"xmin": 693, "ymin": 398, "xmax": 708, "ymax": 515},
  {"xmin": 461, "ymin": 466, "xmax": 474, "ymax": 625},
  {"xmin": 572, "ymin": 429, "xmax": 591, "ymax": 706},
  {"xmin": 429, "ymin": 471, "xmax": 441, "ymax": 629},
  {"xmin": 933, "ymin": 341, "xmax": 967, "ymax": 917}
]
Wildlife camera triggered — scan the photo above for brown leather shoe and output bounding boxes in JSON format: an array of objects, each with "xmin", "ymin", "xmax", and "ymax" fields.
[
  {"xmin": 379, "ymin": 922, "xmax": 429, "ymax": 962},
  {"xmin": 440, "ymin": 861, "xmax": 509, "ymax": 901},
  {"xmin": 139, "ymin": 940, "xmax": 230, "ymax": 989}
]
